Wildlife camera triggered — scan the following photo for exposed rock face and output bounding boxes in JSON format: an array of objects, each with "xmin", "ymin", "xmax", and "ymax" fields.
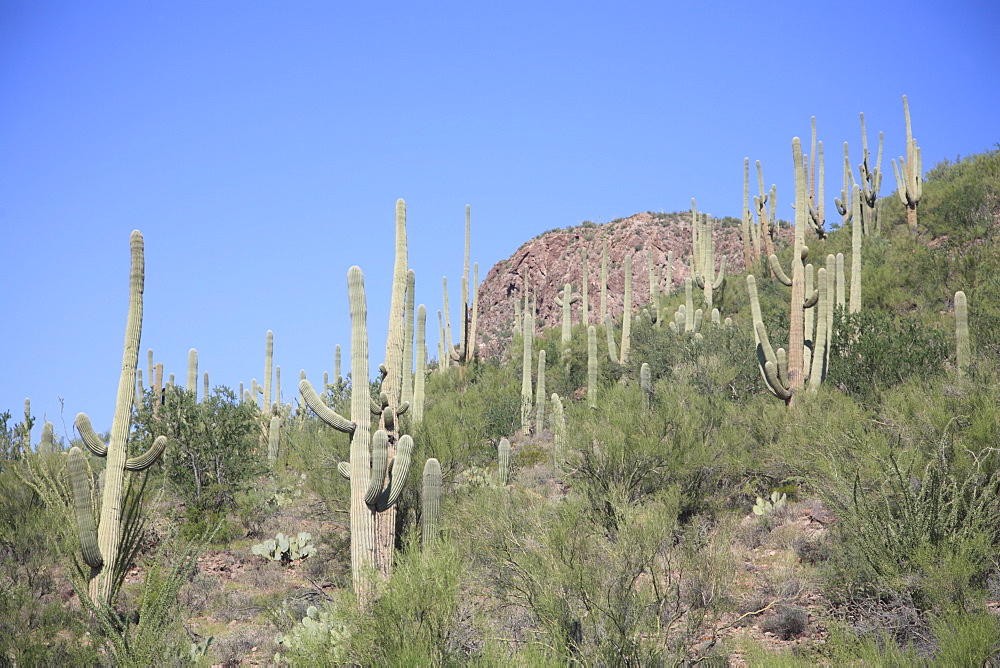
[{"xmin": 474, "ymin": 211, "xmax": 788, "ymax": 360}]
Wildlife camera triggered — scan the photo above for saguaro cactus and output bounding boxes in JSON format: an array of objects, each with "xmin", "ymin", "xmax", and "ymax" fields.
[
  {"xmin": 520, "ymin": 295, "xmax": 534, "ymax": 435},
  {"xmin": 849, "ymin": 184, "xmax": 863, "ymax": 314},
  {"xmin": 38, "ymin": 421, "xmax": 55, "ymax": 454},
  {"xmin": 263, "ymin": 330, "xmax": 274, "ymax": 412},
  {"xmin": 805, "ymin": 117, "xmax": 827, "ymax": 239},
  {"xmin": 555, "ymin": 284, "xmax": 581, "ymax": 344},
  {"xmin": 691, "ymin": 199, "xmax": 726, "ymax": 306},
  {"xmin": 754, "ymin": 161, "xmax": 777, "ymax": 277},
  {"xmin": 588, "ymin": 325, "xmax": 598, "ymax": 409},
  {"xmin": 750, "ymin": 139, "xmax": 821, "ymax": 407},
  {"xmin": 955, "ymin": 291, "xmax": 970, "ymax": 379},
  {"xmin": 498, "ymin": 438, "xmax": 511, "ymax": 485},
  {"xmin": 640, "ymin": 363, "xmax": 653, "ymax": 411},
  {"xmin": 187, "ymin": 348, "xmax": 198, "ymax": 400},
  {"xmin": 551, "ymin": 393, "xmax": 566, "ymax": 476},
  {"xmin": 413, "ymin": 305, "xmax": 427, "ymax": 425},
  {"xmin": 535, "ymin": 349, "xmax": 547, "ymax": 430},
  {"xmin": 421, "ymin": 458, "xmax": 441, "ymax": 548},
  {"xmin": 299, "ymin": 201, "xmax": 416, "ymax": 604},
  {"xmin": 858, "ymin": 112, "xmax": 884, "ymax": 236},
  {"xmin": 267, "ymin": 415, "xmax": 281, "ymax": 465},
  {"xmin": 72, "ymin": 231, "xmax": 167, "ymax": 606},
  {"xmin": 892, "ymin": 95, "xmax": 922, "ymax": 237},
  {"xmin": 580, "ymin": 249, "xmax": 590, "ymax": 325}
]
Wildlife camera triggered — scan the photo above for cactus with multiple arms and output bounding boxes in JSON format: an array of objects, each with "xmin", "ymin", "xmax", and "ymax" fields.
[
  {"xmin": 690, "ymin": 199, "xmax": 726, "ymax": 306},
  {"xmin": 858, "ymin": 112, "xmax": 884, "ymax": 236},
  {"xmin": 749, "ymin": 138, "xmax": 821, "ymax": 406},
  {"xmin": 892, "ymin": 96, "xmax": 922, "ymax": 237},
  {"xmin": 72, "ymin": 231, "xmax": 168, "ymax": 606},
  {"xmin": 805, "ymin": 117, "xmax": 827, "ymax": 239}
]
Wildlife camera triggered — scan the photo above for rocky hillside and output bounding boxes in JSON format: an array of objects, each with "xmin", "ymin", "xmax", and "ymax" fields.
[{"xmin": 475, "ymin": 210, "xmax": 790, "ymax": 358}]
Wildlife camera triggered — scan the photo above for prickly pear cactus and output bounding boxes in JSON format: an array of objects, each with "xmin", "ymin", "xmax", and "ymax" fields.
[
  {"xmin": 752, "ymin": 491, "xmax": 787, "ymax": 516},
  {"xmin": 251, "ymin": 531, "xmax": 316, "ymax": 564}
]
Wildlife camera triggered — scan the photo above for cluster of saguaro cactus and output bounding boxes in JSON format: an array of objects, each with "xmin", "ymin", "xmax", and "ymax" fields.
[
  {"xmin": 299, "ymin": 201, "xmax": 416, "ymax": 604},
  {"xmin": 71, "ymin": 231, "xmax": 168, "ymax": 606},
  {"xmin": 805, "ymin": 117, "xmax": 827, "ymax": 239},
  {"xmin": 421, "ymin": 457, "xmax": 441, "ymax": 548},
  {"xmin": 748, "ymin": 139, "xmax": 824, "ymax": 406},
  {"xmin": 668, "ymin": 277, "xmax": 704, "ymax": 336},
  {"xmin": 445, "ymin": 206, "xmax": 479, "ymax": 367},
  {"xmin": 690, "ymin": 199, "xmax": 726, "ymax": 307},
  {"xmin": 753, "ymin": 160, "xmax": 778, "ymax": 277},
  {"xmin": 858, "ymin": 112, "xmax": 884, "ymax": 236},
  {"xmin": 892, "ymin": 95, "xmax": 922, "ymax": 237}
]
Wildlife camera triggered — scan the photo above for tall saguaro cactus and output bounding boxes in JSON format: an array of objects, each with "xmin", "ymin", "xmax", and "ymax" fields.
[
  {"xmin": 72, "ymin": 231, "xmax": 167, "ymax": 606},
  {"xmin": 263, "ymin": 330, "xmax": 274, "ymax": 412},
  {"xmin": 187, "ymin": 348, "xmax": 198, "ymax": 400},
  {"xmin": 892, "ymin": 95, "xmax": 922, "ymax": 237},
  {"xmin": 858, "ymin": 112, "xmax": 884, "ymax": 236},
  {"xmin": 750, "ymin": 139, "xmax": 821, "ymax": 407},
  {"xmin": 299, "ymin": 201, "xmax": 415, "ymax": 604}
]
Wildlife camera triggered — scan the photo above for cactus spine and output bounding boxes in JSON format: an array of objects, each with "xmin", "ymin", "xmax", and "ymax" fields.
[
  {"xmin": 74, "ymin": 231, "xmax": 167, "ymax": 606},
  {"xmin": 955, "ymin": 291, "xmax": 970, "ymax": 379},
  {"xmin": 421, "ymin": 458, "xmax": 441, "ymax": 548},
  {"xmin": 891, "ymin": 96, "xmax": 922, "ymax": 236}
]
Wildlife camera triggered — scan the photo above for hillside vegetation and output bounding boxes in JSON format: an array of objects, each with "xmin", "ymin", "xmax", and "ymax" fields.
[{"xmin": 1, "ymin": 145, "xmax": 999, "ymax": 666}]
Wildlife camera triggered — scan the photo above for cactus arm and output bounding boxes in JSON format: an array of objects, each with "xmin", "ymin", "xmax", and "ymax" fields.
[
  {"xmin": 124, "ymin": 435, "xmax": 167, "ymax": 471},
  {"xmin": 299, "ymin": 379, "xmax": 355, "ymax": 433},
  {"xmin": 378, "ymin": 434, "xmax": 414, "ymax": 511},
  {"xmin": 338, "ymin": 461, "xmax": 351, "ymax": 479},
  {"xmin": 364, "ymin": 430, "xmax": 390, "ymax": 506},
  {"xmin": 69, "ymin": 446, "xmax": 104, "ymax": 569},
  {"xmin": 769, "ymin": 255, "xmax": 792, "ymax": 286},
  {"xmin": 74, "ymin": 413, "xmax": 109, "ymax": 458}
]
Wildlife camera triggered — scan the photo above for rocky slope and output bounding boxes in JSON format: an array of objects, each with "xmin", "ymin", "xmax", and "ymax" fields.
[{"xmin": 474, "ymin": 210, "xmax": 789, "ymax": 359}]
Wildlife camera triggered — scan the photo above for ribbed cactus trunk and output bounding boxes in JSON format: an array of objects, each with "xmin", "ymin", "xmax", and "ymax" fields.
[
  {"xmin": 521, "ymin": 296, "xmax": 533, "ymax": 435},
  {"xmin": 892, "ymin": 96, "xmax": 922, "ymax": 237},
  {"xmin": 421, "ymin": 458, "xmax": 441, "ymax": 548},
  {"xmin": 551, "ymin": 393, "xmax": 566, "ymax": 477},
  {"xmin": 956, "ymin": 291, "xmax": 970, "ymax": 379},
  {"xmin": 498, "ymin": 438, "xmax": 511, "ymax": 485},
  {"xmin": 346, "ymin": 266, "xmax": 377, "ymax": 602},
  {"xmin": 334, "ymin": 344, "xmax": 343, "ymax": 389},
  {"xmin": 413, "ymin": 305, "xmax": 427, "ymax": 424},
  {"xmin": 640, "ymin": 362, "xmax": 653, "ymax": 411},
  {"xmin": 588, "ymin": 325, "xmax": 598, "ymax": 409},
  {"xmin": 619, "ymin": 256, "xmax": 631, "ymax": 364},
  {"xmin": 849, "ymin": 184, "xmax": 862, "ymax": 314},
  {"xmin": 268, "ymin": 416, "xmax": 281, "ymax": 465},
  {"xmin": 785, "ymin": 138, "xmax": 809, "ymax": 404},
  {"xmin": 535, "ymin": 349, "xmax": 546, "ymax": 431},
  {"xmin": 77, "ymin": 231, "xmax": 169, "ymax": 606},
  {"xmin": 263, "ymin": 330, "xmax": 273, "ymax": 412},
  {"xmin": 401, "ymin": 270, "xmax": 415, "ymax": 406},
  {"xmin": 757, "ymin": 161, "xmax": 776, "ymax": 277},
  {"xmin": 581, "ymin": 250, "xmax": 589, "ymax": 325},
  {"xmin": 187, "ymin": 348, "xmax": 198, "ymax": 400},
  {"xmin": 836, "ymin": 253, "xmax": 846, "ymax": 310}
]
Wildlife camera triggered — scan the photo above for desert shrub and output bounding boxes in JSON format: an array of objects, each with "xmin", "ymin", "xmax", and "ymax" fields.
[
  {"xmin": 133, "ymin": 385, "xmax": 263, "ymax": 539},
  {"xmin": 828, "ymin": 307, "xmax": 949, "ymax": 402}
]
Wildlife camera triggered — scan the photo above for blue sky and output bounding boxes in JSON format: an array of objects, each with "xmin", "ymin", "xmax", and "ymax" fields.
[{"xmin": 2, "ymin": 1, "xmax": 998, "ymax": 437}]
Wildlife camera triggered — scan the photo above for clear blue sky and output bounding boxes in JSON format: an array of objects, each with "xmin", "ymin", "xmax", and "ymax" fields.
[{"xmin": 2, "ymin": 1, "xmax": 998, "ymax": 437}]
